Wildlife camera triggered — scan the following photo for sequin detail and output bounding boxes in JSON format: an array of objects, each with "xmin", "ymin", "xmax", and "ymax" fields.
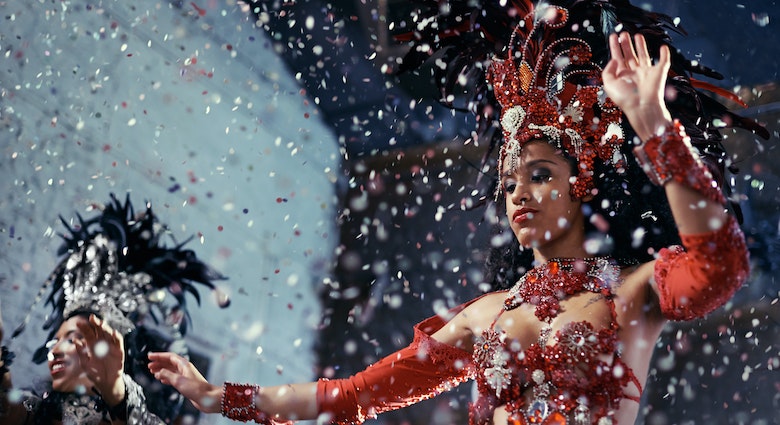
[
  {"xmin": 489, "ymin": 3, "xmax": 626, "ymax": 200},
  {"xmin": 655, "ymin": 215, "xmax": 749, "ymax": 321},
  {"xmin": 504, "ymin": 257, "xmax": 619, "ymax": 322},
  {"xmin": 473, "ymin": 258, "xmax": 640, "ymax": 425},
  {"xmin": 632, "ymin": 120, "xmax": 725, "ymax": 205}
]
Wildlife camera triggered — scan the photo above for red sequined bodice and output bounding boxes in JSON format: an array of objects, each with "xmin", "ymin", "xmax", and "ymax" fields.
[{"xmin": 471, "ymin": 258, "xmax": 641, "ymax": 425}]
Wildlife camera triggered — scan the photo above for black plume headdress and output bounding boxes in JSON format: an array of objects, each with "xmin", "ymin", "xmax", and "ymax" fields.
[{"xmin": 12, "ymin": 193, "xmax": 229, "ymax": 363}]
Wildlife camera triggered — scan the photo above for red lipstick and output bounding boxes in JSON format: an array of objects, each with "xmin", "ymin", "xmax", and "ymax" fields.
[{"xmin": 513, "ymin": 207, "xmax": 537, "ymax": 224}]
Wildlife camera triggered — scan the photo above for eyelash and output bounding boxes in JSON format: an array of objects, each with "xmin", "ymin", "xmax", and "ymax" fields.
[
  {"xmin": 502, "ymin": 170, "xmax": 552, "ymax": 193},
  {"xmin": 530, "ymin": 171, "xmax": 552, "ymax": 183},
  {"xmin": 46, "ymin": 336, "xmax": 83, "ymax": 351}
]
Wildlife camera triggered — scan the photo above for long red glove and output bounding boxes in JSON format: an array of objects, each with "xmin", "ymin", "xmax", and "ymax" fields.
[
  {"xmin": 317, "ymin": 311, "xmax": 474, "ymax": 425},
  {"xmin": 654, "ymin": 215, "xmax": 749, "ymax": 320},
  {"xmin": 634, "ymin": 120, "xmax": 750, "ymax": 320}
]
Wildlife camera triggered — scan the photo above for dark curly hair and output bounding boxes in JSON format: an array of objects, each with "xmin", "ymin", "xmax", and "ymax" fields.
[{"xmin": 394, "ymin": 0, "xmax": 768, "ymax": 290}]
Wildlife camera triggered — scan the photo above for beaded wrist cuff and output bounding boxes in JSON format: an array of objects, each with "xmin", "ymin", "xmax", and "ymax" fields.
[
  {"xmin": 221, "ymin": 382, "xmax": 275, "ymax": 424},
  {"xmin": 633, "ymin": 120, "xmax": 726, "ymax": 204}
]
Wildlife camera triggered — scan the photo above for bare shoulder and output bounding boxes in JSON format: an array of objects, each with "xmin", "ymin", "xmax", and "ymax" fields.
[
  {"xmin": 614, "ymin": 261, "xmax": 654, "ymax": 296},
  {"xmin": 460, "ymin": 292, "xmax": 507, "ymax": 327},
  {"xmin": 431, "ymin": 291, "xmax": 507, "ymax": 350},
  {"xmin": 614, "ymin": 260, "xmax": 664, "ymax": 327}
]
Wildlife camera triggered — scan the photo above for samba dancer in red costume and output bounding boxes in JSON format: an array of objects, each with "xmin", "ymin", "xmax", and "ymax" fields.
[{"xmin": 147, "ymin": 1, "xmax": 769, "ymax": 424}]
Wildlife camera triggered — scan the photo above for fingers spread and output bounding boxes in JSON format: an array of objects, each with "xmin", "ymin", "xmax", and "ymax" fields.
[
  {"xmin": 618, "ymin": 32, "xmax": 639, "ymax": 64},
  {"xmin": 73, "ymin": 339, "xmax": 90, "ymax": 359},
  {"xmin": 91, "ymin": 315, "xmax": 121, "ymax": 344},
  {"xmin": 153, "ymin": 368, "xmax": 173, "ymax": 385},
  {"xmin": 658, "ymin": 44, "xmax": 671, "ymax": 71},
  {"xmin": 634, "ymin": 33, "xmax": 651, "ymax": 66}
]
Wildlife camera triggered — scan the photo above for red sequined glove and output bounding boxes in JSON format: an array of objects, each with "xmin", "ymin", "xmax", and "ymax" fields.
[
  {"xmin": 654, "ymin": 214, "xmax": 749, "ymax": 320},
  {"xmin": 317, "ymin": 314, "xmax": 473, "ymax": 425},
  {"xmin": 222, "ymin": 383, "xmax": 293, "ymax": 424},
  {"xmin": 633, "ymin": 120, "xmax": 726, "ymax": 204}
]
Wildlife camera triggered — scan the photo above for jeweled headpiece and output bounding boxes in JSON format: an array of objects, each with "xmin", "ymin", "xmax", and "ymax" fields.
[
  {"xmin": 395, "ymin": 0, "xmax": 769, "ymax": 202},
  {"xmin": 489, "ymin": 3, "xmax": 625, "ymax": 198},
  {"xmin": 10, "ymin": 193, "xmax": 230, "ymax": 421},
  {"xmin": 13, "ymin": 193, "xmax": 229, "ymax": 361}
]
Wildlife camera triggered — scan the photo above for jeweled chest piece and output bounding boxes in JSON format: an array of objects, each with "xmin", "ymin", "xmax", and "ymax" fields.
[{"xmin": 504, "ymin": 257, "xmax": 619, "ymax": 322}]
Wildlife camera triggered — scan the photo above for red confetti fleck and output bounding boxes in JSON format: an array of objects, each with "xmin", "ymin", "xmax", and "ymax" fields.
[
  {"xmin": 218, "ymin": 247, "xmax": 232, "ymax": 258},
  {"xmin": 190, "ymin": 57, "xmax": 198, "ymax": 64},
  {"xmin": 225, "ymin": 44, "xmax": 233, "ymax": 51},
  {"xmin": 294, "ymin": 230, "xmax": 301, "ymax": 236},
  {"xmin": 202, "ymin": 90, "xmax": 208, "ymax": 95},
  {"xmin": 217, "ymin": 225, "xmax": 224, "ymax": 231},
  {"xmin": 304, "ymin": 112, "xmax": 310, "ymax": 119},
  {"xmin": 112, "ymin": 161, "xmax": 117, "ymax": 167},
  {"xmin": 188, "ymin": 171, "xmax": 197, "ymax": 183},
  {"xmin": 121, "ymin": 101, "xmax": 127, "ymax": 108},
  {"xmin": 188, "ymin": 196, "xmax": 197, "ymax": 204},
  {"xmin": 287, "ymin": 303, "xmax": 293, "ymax": 310},
  {"xmin": 103, "ymin": 144, "xmax": 111, "ymax": 152},
  {"xmin": 190, "ymin": 2, "xmax": 206, "ymax": 16},
  {"xmin": 111, "ymin": 21, "xmax": 119, "ymax": 29},
  {"xmin": 126, "ymin": 54, "xmax": 133, "ymax": 57}
]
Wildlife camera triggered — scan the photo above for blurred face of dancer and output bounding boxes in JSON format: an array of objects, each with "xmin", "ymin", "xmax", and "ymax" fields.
[
  {"xmin": 500, "ymin": 140, "xmax": 589, "ymax": 254},
  {"xmin": 47, "ymin": 315, "xmax": 93, "ymax": 393}
]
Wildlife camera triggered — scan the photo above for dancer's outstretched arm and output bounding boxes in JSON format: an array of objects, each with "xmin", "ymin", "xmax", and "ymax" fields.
[
  {"xmin": 603, "ymin": 32, "xmax": 750, "ymax": 321},
  {"xmin": 149, "ymin": 351, "xmax": 318, "ymax": 422}
]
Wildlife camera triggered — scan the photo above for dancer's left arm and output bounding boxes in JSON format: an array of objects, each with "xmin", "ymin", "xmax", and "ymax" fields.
[{"xmin": 603, "ymin": 32, "xmax": 750, "ymax": 321}]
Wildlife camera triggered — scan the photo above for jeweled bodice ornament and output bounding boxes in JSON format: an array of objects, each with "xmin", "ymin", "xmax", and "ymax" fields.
[
  {"xmin": 472, "ymin": 257, "xmax": 640, "ymax": 425},
  {"xmin": 504, "ymin": 257, "xmax": 619, "ymax": 321}
]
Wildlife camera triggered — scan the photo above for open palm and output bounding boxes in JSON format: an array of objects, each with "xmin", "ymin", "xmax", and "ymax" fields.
[
  {"xmin": 75, "ymin": 315, "xmax": 125, "ymax": 405},
  {"xmin": 602, "ymin": 32, "xmax": 672, "ymax": 140},
  {"xmin": 147, "ymin": 351, "xmax": 223, "ymax": 413}
]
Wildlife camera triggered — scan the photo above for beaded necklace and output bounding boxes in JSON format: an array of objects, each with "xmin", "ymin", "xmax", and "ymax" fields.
[{"xmin": 504, "ymin": 257, "xmax": 620, "ymax": 322}]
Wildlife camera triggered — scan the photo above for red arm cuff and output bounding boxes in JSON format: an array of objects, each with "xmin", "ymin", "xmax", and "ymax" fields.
[
  {"xmin": 654, "ymin": 215, "xmax": 750, "ymax": 321},
  {"xmin": 316, "ymin": 315, "xmax": 473, "ymax": 425},
  {"xmin": 221, "ymin": 383, "xmax": 293, "ymax": 424},
  {"xmin": 633, "ymin": 120, "xmax": 726, "ymax": 205}
]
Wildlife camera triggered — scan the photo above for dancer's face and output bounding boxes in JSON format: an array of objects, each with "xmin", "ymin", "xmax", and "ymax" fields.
[
  {"xmin": 47, "ymin": 315, "xmax": 93, "ymax": 393},
  {"xmin": 500, "ymin": 140, "xmax": 588, "ymax": 251}
]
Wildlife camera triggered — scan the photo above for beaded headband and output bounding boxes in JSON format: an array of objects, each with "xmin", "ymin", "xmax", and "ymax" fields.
[{"xmin": 489, "ymin": 3, "xmax": 625, "ymax": 199}]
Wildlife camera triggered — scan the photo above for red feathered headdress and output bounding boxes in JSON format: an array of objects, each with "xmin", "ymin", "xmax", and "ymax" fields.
[{"xmin": 395, "ymin": 0, "xmax": 769, "ymax": 200}]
